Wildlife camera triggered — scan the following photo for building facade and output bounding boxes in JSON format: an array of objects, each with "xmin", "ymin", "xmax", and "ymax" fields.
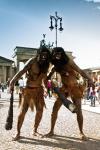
[
  {"xmin": 0, "ymin": 56, "xmax": 14, "ymax": 83},
  {"xmin": 12, "ymin": 46, "xmax": 38, "ymax": 72},
  {"xmin": 84, "ymin": 67, "xmax": 100, "ymax": 82},
  {"xmin": 1, "ymin": 46, "xmax": 100, "ymax": 84}
]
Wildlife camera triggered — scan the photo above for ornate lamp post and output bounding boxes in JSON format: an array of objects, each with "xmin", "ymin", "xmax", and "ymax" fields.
[{"xmin": 49, "ymin": 11, "xmax": 63, "ymax": 47}]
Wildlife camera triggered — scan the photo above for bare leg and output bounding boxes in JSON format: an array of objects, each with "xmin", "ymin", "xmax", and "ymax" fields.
[
  {"xmin": 19, "ymin": 93, "xmax": 22, "ymax": 107},
  {"xmin": 13, "ymin": 102, "xmax": 28, "ymax": 140},
  {"xmin": 44, "ymin": 99, "xmax": 62, "ymax": 137},
  {"xmin": 33, "ymin": 106, "xmax": 44, "ymax": 136},
  {"xmin": 18, "ymin": 88, "xmax": 24, "ymax": 107},
  {"xmin": 73, "ymin": 99, "xmax": 87, "ymax": 140}
]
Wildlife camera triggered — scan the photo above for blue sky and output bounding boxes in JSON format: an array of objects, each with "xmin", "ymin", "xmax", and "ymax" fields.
[{"xmin": 0, "ymin": 0, "xmax": 100, "ymax": 69}]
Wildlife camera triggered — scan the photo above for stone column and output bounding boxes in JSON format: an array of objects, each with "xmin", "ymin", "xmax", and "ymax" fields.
[
  {"xmin": 2, "ymin": 66, "xmax": 6, "ymax": 83},
  {"xmin": 9, "ymin": 65, "xmax": 12, "ymax": 78},
  {"xmin": 16, "ymin": 59, "xmax": 20, "ymax": 72}
]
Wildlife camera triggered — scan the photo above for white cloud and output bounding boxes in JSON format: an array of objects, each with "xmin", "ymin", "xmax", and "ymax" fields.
[
  {"xmin": 85, "ymin": 0, "xmax": 100, "ymax": 2},
  {"xmin": 85, "ymin": 0, "xmax": 100, "ymax": 10},
  {"xmin": 93, "ymin": 0, "xmax": 100, "ymax": 2}
]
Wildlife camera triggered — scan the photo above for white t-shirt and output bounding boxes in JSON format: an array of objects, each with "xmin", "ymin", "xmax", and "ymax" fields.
[{"xmin": 18, "ymin": 79, "xmax": 24, "ymax": 87}]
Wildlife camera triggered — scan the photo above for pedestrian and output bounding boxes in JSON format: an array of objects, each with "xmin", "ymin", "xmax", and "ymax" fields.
[
  {"xmin": 97, "ymin": 84, "xmax": 100, "ymax": 104},
  {"xmin": 18, "ymin": 77, "xmax": 24, "ymax": 89},
  {"xmin": 15, "ymin": 80, "xmax": 19, "ymax": 94},
  {"xmin": 7, "ymin": 46, "xmax": 51, "ymax": 140},
  {"xmin": 1, "ymin": 82, "xmax": 4, "ymax": 92},
  {"xmin": 6, "ymin": 78, "xmax": 10, "ymax": 93},
  {"xmin": 90, "ymin": 86, "xmax": 96, "ymax": 107},
  {"xmin": 47, "ymin": 80, "xmax": 52, "ymax": 98}
]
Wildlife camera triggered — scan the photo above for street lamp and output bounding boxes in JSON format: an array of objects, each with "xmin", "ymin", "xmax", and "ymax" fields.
[{"xmin": 49, "ymin": 11, "xmax": 63, "ymax": 47}]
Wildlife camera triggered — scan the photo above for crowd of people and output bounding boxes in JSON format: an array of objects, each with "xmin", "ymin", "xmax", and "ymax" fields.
[{"xmin": 0, "ymin": 77, "xmax": 26, "ymax": 99}]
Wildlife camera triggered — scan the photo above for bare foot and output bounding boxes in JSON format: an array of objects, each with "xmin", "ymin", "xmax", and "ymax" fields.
[
  {"xmin": 12, "ymin": 134, "xmax": 20, "ymax": 141},
  {"xmin": 42, "ymin": 132, "xmax": 54, "ymax": 138},
  {"xmin": 33, "ymin": 131, "xmax": 43, "ymax": 137},
  {"xmin": 80, "ymin": 134, "xmax": 88, "ymax": 141}
]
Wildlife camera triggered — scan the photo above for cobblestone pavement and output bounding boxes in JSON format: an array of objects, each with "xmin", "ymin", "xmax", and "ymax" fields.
[{"xmin": 0, "ymin": 91, "xmax": 100, "ymax": 150}]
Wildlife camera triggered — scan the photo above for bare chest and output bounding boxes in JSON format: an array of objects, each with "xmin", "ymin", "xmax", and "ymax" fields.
[{"xmin": 28, "ymin": 63, "xmax": 40, "ymax": 80}]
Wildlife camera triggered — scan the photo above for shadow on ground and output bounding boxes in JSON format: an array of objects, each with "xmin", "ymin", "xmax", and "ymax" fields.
[{"xmin": 17, "ymin": 134, "xmax": 100, "ymax": 150}]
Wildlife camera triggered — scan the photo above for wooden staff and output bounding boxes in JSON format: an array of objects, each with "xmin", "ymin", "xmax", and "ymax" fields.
[
  {"xmin": 53, "ymin": 87, "xmax": 76, "ymax": 113},
  {"xmin": 5, "ymin": 90, "xmax": 14, "ymax": 130}
]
